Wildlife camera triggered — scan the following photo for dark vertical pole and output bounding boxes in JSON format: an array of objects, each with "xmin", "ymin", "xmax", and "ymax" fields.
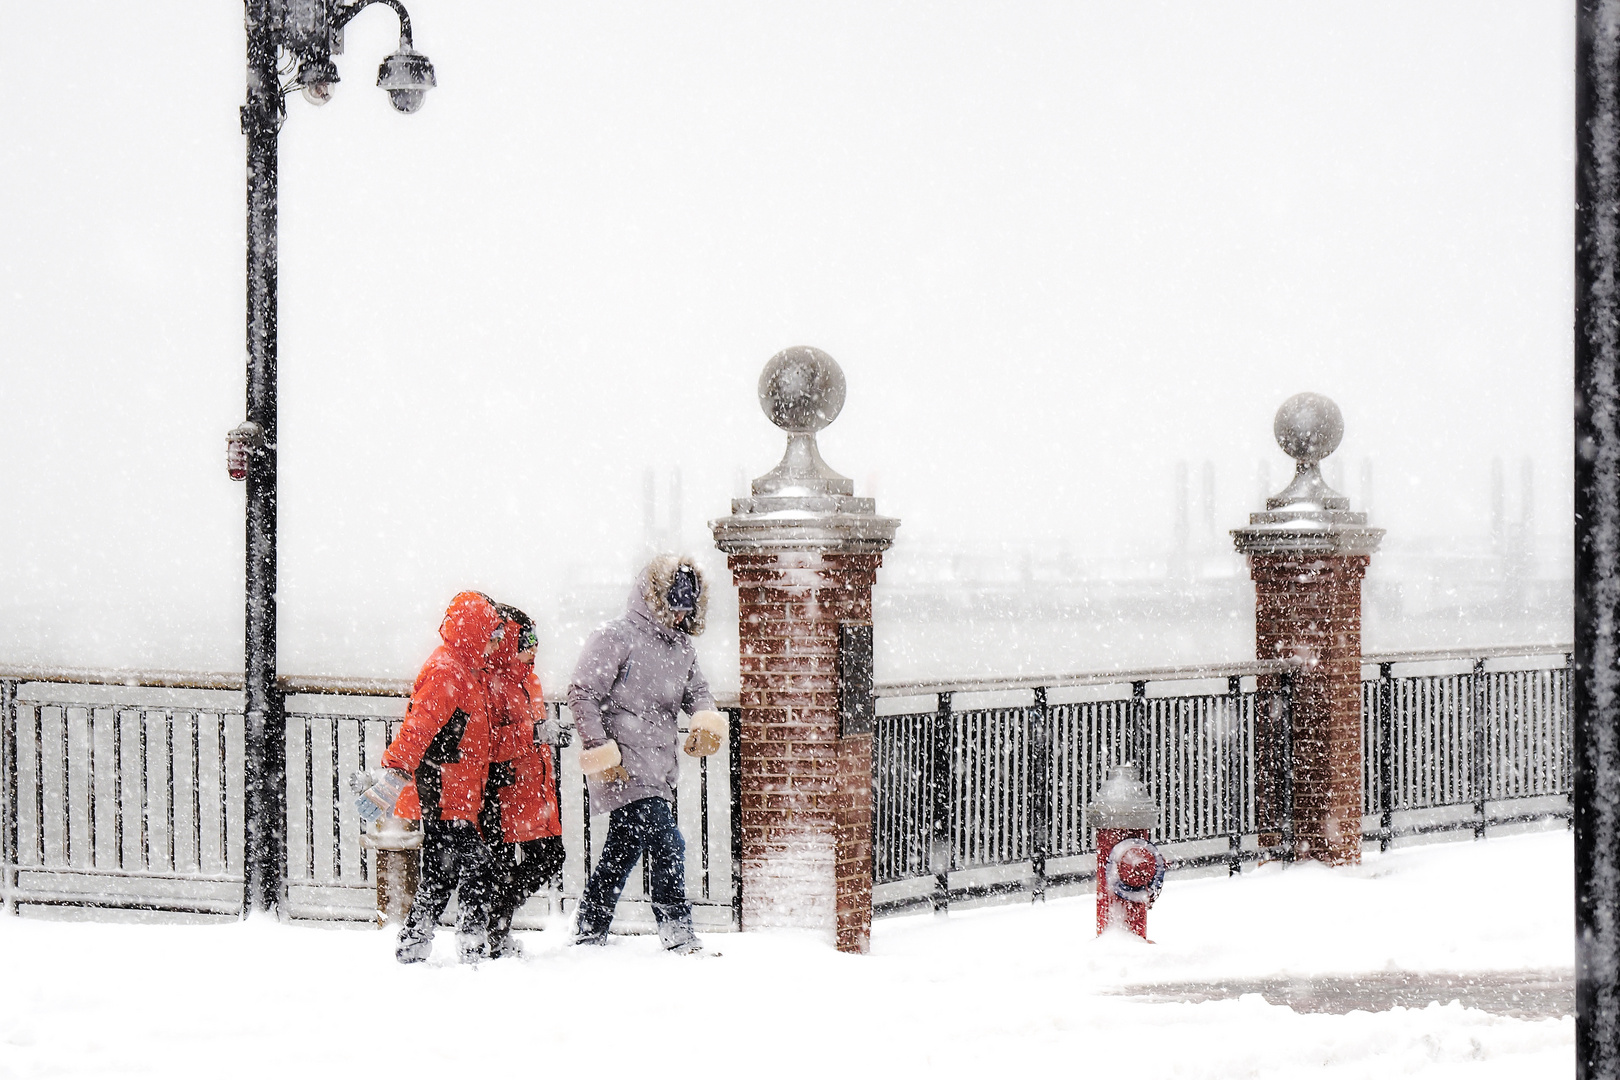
[
  {"xmin": 1129, "ymin": 680, "xmax": 1148, "ymax": 779},
  {"xmin": 1029, "ymin": 687, "xmax": 1049, "ymax": 902},
  {"xmin": 1226, "ymin": 675, "xmax": 1243, "ymax": 876},
  {"xmin": 581, "ymin": 773, "xmax": 592, "ymax": 881},
  {"xmin": 930, "ymin": 692, "xmax": 952, "ymax": 914},
  {"xmin": 727, "ymin": 706, "xmax": 742, "ymax": 931},
  {"xmin": 35, "ymin": 707, "xmax": 45, "ymax": 868},
  {"xmin": 1378, "ymin": 661, "xmax": 1395, "ymax": 852},
  {"xmin": 242, "ymin": 0, "xmax": 284, "ymax": 916},
  {"xmin": 549, "ymin": 708, "xmax": 564, "ymax": 889},
  {"xmin": 1569, "ymin": 651, "xmax": 1579, "ymax": 827},
  {"xmin": 1278, "ymin": 672, "xmax": 1295, "ymax": 863},
  {"xmin": 2, "ymin": 679, "xmax": 15, "ymax": 914},
  {"xmin": 1471, "ymin": 657, "xmax": 1489, "ymax": 839},
  {"xmin": 1577, "ymin": 5, "xmax": 1620, "ymax": 1073},
  {"xmin": 699, "ymin": 751, "xmax": 710, "ymax": 900}
]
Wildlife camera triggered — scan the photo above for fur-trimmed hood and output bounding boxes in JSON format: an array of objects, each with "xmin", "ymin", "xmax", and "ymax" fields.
[{"xmin": 629, "ymin": 554, "xmax": 708, "ymax": 637}]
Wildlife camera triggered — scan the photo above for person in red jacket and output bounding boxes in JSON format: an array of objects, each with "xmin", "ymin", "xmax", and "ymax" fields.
[
  {"xmin": 484, "ymin": 605, "xmax": 565, "ymax": 958},
  {"xmin": 380, "ymin": 591, "xmax": 507, "ymax": 964}
]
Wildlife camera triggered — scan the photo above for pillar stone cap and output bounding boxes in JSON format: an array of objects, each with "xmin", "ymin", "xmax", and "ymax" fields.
[
  {"xmin": 712, "ymin": 347, "xmax": 898, "ymax": 553},
  {"xmin": 1232, "ymin": 392, "xmax": 1383, "ymax": 557}
]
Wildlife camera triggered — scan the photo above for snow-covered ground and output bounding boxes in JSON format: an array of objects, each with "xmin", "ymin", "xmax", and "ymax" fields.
[{"xmin": 0, "ymin": 831, "xmax": 1573, "ymax": 1078}]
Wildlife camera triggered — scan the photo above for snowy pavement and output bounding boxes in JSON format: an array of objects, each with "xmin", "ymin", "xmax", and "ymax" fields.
[{"xmin": 0, "ymin": 830, "xmax": 1573, "ymax": 1078}]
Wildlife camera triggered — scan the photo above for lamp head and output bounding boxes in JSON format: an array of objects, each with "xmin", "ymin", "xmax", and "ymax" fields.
[
  {"xmin": 296, "ymin": 57, "xmax": 340, "ymax": 106},
  {"xmin": 377, "ymin": 46, "xmax": 436, "ymax": 113}
]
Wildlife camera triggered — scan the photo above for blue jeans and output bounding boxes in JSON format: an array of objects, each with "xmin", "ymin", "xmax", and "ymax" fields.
[{"xmin": 575, "ymin": 797, "xmax": 691, "ymax": 941}]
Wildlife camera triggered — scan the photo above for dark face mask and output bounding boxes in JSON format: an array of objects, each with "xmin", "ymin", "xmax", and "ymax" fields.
[{"xmin": 666, "ymin": 567, "xmax": 700, "ymax": 620}]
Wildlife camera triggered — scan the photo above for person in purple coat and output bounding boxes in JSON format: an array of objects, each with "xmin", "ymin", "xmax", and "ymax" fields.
[{"xmin": 568, "ymin": 554, "xmax": 728, "ymax": 952}]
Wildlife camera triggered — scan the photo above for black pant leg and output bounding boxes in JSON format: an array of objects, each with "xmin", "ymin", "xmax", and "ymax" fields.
[
  {"xmin": 491, "ymin": 836, "xmax": 566, "ymax": 937},
  {"xmin": 450, "ymin": 821, "xmax": 503, "ymax": 937},
  {"xmin": 514, "ymin": 837, "xmax": 566, "ymax": 894},
  {"xmin": 402, "ymin": 817, "xmax": 459, "ymax": 938}
]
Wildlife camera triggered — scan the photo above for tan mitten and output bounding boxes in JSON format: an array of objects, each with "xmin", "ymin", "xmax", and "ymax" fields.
[
  {"xmin": 683, "ymin": 710, "xmax": 728, "ymax": 757},
  {"xmin": 579, "ymin": 740, "xmax": 625, "ymax": 783}
]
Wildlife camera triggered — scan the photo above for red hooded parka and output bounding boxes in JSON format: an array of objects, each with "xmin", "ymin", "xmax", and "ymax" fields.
[
  {"xmin": 384, "ymin": 592, "xmax": 502, "ymax": 823},
  {"xmin": 488, "ymin": 619, "xmax": 563, "ymax": 842}
]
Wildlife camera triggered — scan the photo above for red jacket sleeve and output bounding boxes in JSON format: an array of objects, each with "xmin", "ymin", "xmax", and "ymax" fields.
[{"xmin": 382, "ymin": 667, "xmax": 459, "ymax": 773}]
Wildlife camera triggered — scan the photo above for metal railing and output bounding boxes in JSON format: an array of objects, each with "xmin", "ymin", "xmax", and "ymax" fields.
[
  {"xmin": 0, "ymin": 667, "xmax": 740, "ymax": 927},
  {"xmin": 869, "ymin": 647, "xmax": 1573, "ymax": 915},
  {"xmin": 869, "ymin": 662, "xmax": 1298, "ymax": 914},
  {"xmin": 0, "ymin": 647, "xmax": 1574, "ymax": 924},
  {"xmin": 1361, "ymin": 646, "xmax": 1572, "ymax": 848},
  {"xmin": 280, "ymin": 696, "xmax": 742, "ymax": 929},
  {"xmin": 0, "ymin": 679, "xmax": 246, "ymax": 916}
]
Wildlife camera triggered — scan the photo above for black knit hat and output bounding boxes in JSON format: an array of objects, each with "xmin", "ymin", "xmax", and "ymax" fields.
[{"xmin": 495, "ymin": 603, "xmax": 539, "ymax": 651}]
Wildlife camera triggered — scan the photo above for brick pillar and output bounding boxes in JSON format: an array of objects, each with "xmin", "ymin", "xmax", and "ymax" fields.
[
  {"xmin": 1249, "ymin": 553, "xmax": 1370, "ymax": 864},
  {"xmin": 712, "ymin": 348, "xmax": 897, "ymax": 953},
  {"xmin": 1233, "ymin": 394, "xmax": 1382, "ymax": 867}
]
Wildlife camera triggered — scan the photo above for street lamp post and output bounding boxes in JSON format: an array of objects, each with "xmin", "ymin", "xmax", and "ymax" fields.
[{"xmin": 232, "ymin": 0, "xmax": 435, "ymax": 915}]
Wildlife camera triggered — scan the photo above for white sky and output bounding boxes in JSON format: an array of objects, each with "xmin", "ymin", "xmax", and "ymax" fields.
[{"xmin": 0, "ymin": 2, "xmax": 1574, "ymax": 677}]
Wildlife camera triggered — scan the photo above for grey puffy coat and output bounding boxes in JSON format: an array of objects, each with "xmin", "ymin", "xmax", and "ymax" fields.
[{"xmin": 567, "ymin": 557, "xmax": 715, "ymax": 816}]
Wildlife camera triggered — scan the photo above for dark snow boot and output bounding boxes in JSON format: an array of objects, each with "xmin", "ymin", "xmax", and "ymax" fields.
[
  {"xmin": 458, "ymin": 928, "xmax": 490, "ymax": 965},
  {"xmin": 395, "ymin": 918, "xmax": 434, "ymax": 964},
  {"xmin": 654, "ymin": 904, "xmax": 700, "ymax": 954},
  {"xmin": 572, "ymin": 908, "xmax": 610, "ymax": 946},
  {"xmin": 487, "ymin": 928, "xmax": 523, "ymax": 959}
]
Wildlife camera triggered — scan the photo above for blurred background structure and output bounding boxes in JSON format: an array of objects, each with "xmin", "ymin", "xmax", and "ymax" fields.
[{"xmin": 0, "ymin": 2, "xmax": 1573, "ymax": 695}]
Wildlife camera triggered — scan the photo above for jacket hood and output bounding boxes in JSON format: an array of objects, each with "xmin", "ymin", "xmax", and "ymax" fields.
[
  {"xmin": 489, "ymin": 616, "xmax": 521, "ymax": 676},
  {"xmin": 629, "ymin": 554, "xmax": 708, "ymax": 637},
  {"xmin": 439, "ymin": 591, "xmax": 502, "ymax": 669}
]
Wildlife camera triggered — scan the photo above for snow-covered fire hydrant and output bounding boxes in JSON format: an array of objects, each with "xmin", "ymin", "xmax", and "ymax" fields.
[
  {"xmin": 352, "ymin": 768, "xmax": 422, "ymax": 926},
  {"xmin": 362, "ymin": 813, "xmax": 423, "ymax": 927},
  {"xmin": 1088, "ymin": 764, "xmax": 1168, "ymax": 939}
]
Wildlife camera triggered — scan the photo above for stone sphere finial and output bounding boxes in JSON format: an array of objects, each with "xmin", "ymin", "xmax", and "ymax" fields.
[
  {"xmin": 758, "ymin": 347, "xmax": 846, "ymax": 434},
  {"xmin": 1274, "ymin": 392, "xmax": 1344, "ymax": 465}
]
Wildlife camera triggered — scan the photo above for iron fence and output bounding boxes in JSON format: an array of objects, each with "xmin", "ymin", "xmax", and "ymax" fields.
[
  {"xmin": 0, "ymin": 647, "xmax": 1574, "ymax": 924},
  {"xmin": 0, "ymin": 679, "xmax": 245, "ymax": 916},
  {"xmin": 871, "ymin": 663, "xmax": 1296, "ymax": 914},
  {"xmin": 1362, "ymin": 647, "xmax": 1573, "ymax": 848},
  {"xmin": 279, "ymin": 695, "xmax": 742, "ymax": 930},
  {"xmin": 870, "ymin": 648, "xmax": 1573, "ymax": 914},
  {"xmin": 0, "ymin": 669, "xmax": 739, "ymax": 928}
]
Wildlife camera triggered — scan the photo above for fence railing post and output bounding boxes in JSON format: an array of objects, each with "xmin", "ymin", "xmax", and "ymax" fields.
[
  {"xmin": 1029, "ymin": 686, "xmax": 1049, "ymax": 902},
  {"xmin": 1129, "ymin": 680, "xmax": 1148, "ymax": 776},
  {"xmin": 2, "ymin": 678, "xmax": 15, "ymax": 915},
  {"xmin": 727, "ymin": 705, "xmax": 743, "ymax": 931},
  {"xmin": 1378, "ymin": 661, "xmax": 1395, "ymax": 852},
  {"xmin": 930, "ymin": 692, "xmax": 952, "ymax": 914},
  {"xmin": 1279, "ymin": 671, "xmax": 1295, "ymax": 862},
  {"xmin": 549, "ymin": 703, "xmax": 566, "ymax": 888},
  {"xmin": 273, "ymin": 686, "xmax": 289, "ymax": 918},
  {"xmin": 581, "ymin": 766, "xmax": 593, "ymax": 883},
  {"xmin": 1226, "ymin": 675, "xmax": 1243, "ymax": 876},
  {"xmin": 1471, "ymin": 657, "xmax": 1488, "ymax": 840}
]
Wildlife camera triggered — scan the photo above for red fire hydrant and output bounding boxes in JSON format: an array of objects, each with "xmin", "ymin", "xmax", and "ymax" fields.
[{"xmin": 1088, "ymin": 764, "xmax": 1167, "ymax": 939}]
